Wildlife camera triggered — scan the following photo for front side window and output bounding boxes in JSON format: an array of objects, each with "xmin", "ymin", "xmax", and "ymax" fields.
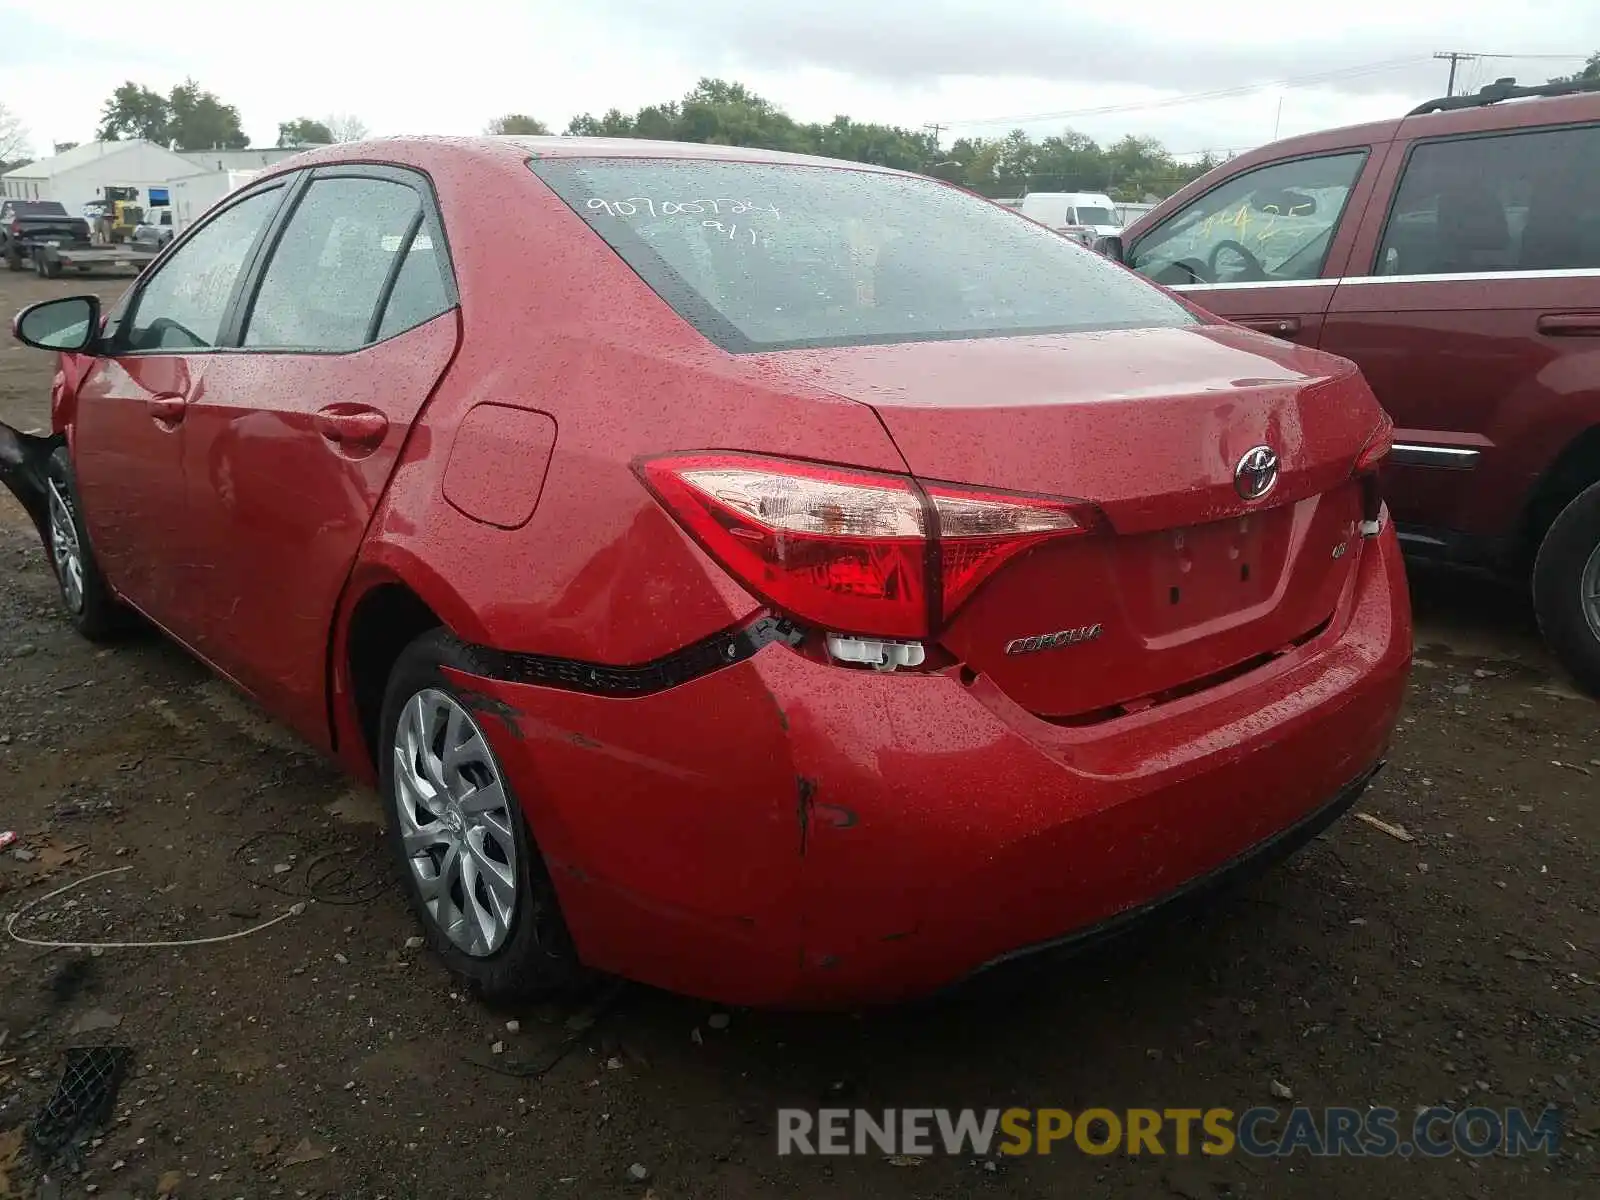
[
  {"xmin": 1376, "ymin": 124, "xmax": 1600, "ymax": 277},
  {"xmin": 122, "ymin": 186, "xmax": 283, "ymax": 352},
  {"xmin": 531, "ymin": 158, "xmax": 1195, "ymax": 353},
  {"xmin": 243, "ymin": 176, "xmax": 431, "ymax": 351},
  {"xmin": 1129, "ymin": 151, "xmax": 1367, "ymax": 287}
]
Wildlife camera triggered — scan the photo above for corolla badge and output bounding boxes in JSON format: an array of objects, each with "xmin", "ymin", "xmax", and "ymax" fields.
[
  {"xmin": 1004, "ymin": 623, "xmax": 1104, "ymax": 656},
  {"xmin": 1234, "ymin": 445, "xmax": 1279, "ymax": 501}
]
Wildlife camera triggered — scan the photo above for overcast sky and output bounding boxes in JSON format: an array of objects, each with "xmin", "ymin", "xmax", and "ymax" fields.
[{"xmin": 3, "ymin": 1, "xmax": 1595, "ymax": 162}]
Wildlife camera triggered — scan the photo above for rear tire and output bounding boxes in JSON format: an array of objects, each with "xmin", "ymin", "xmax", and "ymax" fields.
[
  {"xmin": 4, "ymin": 250, "xmax": 20, "ymax": 271},
  {"xmin": 378, "ymin": 629, "xmax": 589, "ymax": 1000},
  {"xmin": 1532, "ymin": 480, "xmax": 1600, "ymax": 698},
  {"xmin": 44, "ymin": 447, "xmax": 125, "ymax": 642}
]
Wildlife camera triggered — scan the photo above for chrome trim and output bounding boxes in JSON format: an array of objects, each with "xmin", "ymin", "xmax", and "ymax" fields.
[
  {"xmin": 1340, "ymin": 267, "xmax": 1600, "ymax": 286},
  {"xmin": 1170, "ymin": 278, "xmax": 1333, "ymax": 292},
  {"xmin": 1171, "ymin": 266, "xmax": 1600, "ymax": 292},
  {"xmin": 1391, "ymin": 443, "xmax": 1482, "ymax": 469}
]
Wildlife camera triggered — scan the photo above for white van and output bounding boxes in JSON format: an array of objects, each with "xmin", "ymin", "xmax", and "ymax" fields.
[{"xmin": 1017, "ymin": 192, "xmax": 1122, "ymax": 242}]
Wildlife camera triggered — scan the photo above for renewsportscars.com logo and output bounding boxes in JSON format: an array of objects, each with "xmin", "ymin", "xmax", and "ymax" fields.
[{"xmin": 777, "ymin": 1106, "xmax": 1564, "ymax": 1159}]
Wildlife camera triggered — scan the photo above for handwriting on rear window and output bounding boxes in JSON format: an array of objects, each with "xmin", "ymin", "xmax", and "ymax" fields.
[{"xmin": 586, "ymin": 197, "xmax": 781, "ymax": 219}]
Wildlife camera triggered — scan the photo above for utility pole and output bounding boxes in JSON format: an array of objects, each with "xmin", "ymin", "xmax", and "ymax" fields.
[
  {"xmin": 1434, "ymin": 51, "xmax": 1477, "ymax": 97},
  {"xmin": 923, "ymin": 122, "xmax": 947, "ymax": 150}
]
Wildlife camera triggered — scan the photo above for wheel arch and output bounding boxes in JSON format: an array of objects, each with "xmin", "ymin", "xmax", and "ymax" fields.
[
  {"xmin": 329, "ymin": 548, "xmax": 489, "ymax": 780},
  {"xmin": 1520, "ymin": 423, "xmax": 1600, "ymax": 570}
]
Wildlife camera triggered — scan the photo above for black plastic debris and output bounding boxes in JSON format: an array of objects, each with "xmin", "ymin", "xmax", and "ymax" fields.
[
  {"xmin": 27, "ymin": 1045, "xmax": 135, "ymax": 1167},
  {"xmin": 0, "ymin": 423, "xmax": 61, "ymax": 549}
]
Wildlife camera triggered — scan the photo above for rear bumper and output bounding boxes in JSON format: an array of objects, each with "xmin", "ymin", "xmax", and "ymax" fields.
[
  {"xmin": 951, "ymin": 758, "xmax": 1384, "ymax": 991},
  {"xmin": 450, "ymin": 525, "xmax": 1412, "ymax": 1008}
]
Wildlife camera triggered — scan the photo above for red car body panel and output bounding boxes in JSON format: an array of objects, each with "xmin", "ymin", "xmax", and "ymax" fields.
[
  {"xmin": 1118, "ymin": 93, "xmax": 1600, "ymax": 565},
  {"xmin": 21, "ymin": 136, "xmax": 1413, "ymax": 1006},
  {"xmin": 448, "ymin": 519, "xmax": 1409, "ymax": 1006}
]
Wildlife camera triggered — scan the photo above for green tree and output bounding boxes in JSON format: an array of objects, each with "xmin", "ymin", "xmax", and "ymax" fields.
[
  {"xmin": 97, "ymin": 82, "xmax": 171, "ymax": 143},
  {"xmin": 1549, "ymin": 52, "xmax": 1600, "ymax": 85},
  {"xmin": 561, "ymin": 78, "xmax": 1220, "ymax": 202},
  {"xmin": 278, "ymin": 118, "xmax": 334, "ymax": 146},
  {"xmin": 485, "ymin": 114, "xmax": 550, "ymax": 135},
  {"xmin": 168, "ymin": 78, "xmax": 249, "ymax": 150}
]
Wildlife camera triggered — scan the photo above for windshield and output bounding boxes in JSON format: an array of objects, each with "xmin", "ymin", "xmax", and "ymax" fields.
[
  {"xmin": 530, "ymin": 158, "xmax": 1194, "ymax": 353},
  {"xmin": 1072, "ymin": 207, "xmax": 1117, "ymax": 227}
]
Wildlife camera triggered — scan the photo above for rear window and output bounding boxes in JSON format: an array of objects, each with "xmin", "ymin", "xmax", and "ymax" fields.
[{"xmin": 529, "ymin": 158, "xmax": 1194, "ymax": 353}]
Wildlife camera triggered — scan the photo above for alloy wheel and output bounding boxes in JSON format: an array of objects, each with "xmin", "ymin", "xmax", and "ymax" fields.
[
  {"xmin": 392, "ymin": 688, "xmax": 519, "ymax": 957},
  {"xmin": 47, "ymin": 479, "xmax": 85, "ymax": 614},
  {"xmin": 1582, "ymin": 542, "xmax": 1600, "ymax": 642}
]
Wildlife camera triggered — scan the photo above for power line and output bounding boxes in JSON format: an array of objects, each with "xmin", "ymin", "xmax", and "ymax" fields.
[
  {"xmin": 940, "ymin": 57, "xmax": 1430, "ymax": 128},
  {"xmin": 941, "ymin": 51, "xmax": 1590, "ymax": 131}
]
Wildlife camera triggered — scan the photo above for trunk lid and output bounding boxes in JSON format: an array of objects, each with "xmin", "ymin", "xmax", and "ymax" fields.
[{"xmin": 757, "ymin": 325, "xmax": 1383, "ymax": 720}]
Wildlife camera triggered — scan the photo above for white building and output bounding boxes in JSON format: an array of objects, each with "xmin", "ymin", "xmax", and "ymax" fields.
[
  {"xmin": 177, "ymin": 147, "xmax": 315, "ymax": 174},
  {"xmin": 0, "ymin": 140, "xmax": 205, "ymax": 206}
]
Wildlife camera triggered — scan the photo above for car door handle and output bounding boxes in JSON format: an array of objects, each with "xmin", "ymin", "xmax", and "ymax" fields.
[
  {"xmin": 1536, "ymin": 312, "xmax": 1600, "ymax": 336},
  {"xmin": 146, "ymin": 394, "xmax": 187, "ymax": 425},
  {"xmin": 314, "ymin": 408, "xmax": 388, "ymax": 446},
  {"xmin": 1236, "ymin": 316, "xmax": 1301, "ymax": 337}
]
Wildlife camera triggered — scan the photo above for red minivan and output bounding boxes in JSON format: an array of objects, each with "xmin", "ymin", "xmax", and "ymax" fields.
[
  {"xmin": 7, "ymin": 137, "xmax": 1410, "ymax": 1006},
  {"xmin": 1106, "ymin": 77, "xmax": 1600, "ymax": 696}
]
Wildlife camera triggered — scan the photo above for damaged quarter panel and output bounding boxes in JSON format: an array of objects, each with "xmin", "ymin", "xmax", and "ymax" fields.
[{"xmin": 431, "ymin": 657, "xmax": 807, "ymax": 1006}]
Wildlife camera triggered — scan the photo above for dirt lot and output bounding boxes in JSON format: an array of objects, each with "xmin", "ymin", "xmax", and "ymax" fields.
[{"xmin": 0, "ymin": 269, "xmax": 1596, "ymax": 1200}]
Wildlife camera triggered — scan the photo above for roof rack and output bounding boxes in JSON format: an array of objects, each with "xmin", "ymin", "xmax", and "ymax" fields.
[{"xmin": 1407, "ymin": 75, "xmax": 1600, "ymax": 117}]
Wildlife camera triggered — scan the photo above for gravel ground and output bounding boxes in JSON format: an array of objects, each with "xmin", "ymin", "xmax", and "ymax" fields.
[{"xmin": 0, "ymin": 270, "xmax": 1595, "ymax": 1200}]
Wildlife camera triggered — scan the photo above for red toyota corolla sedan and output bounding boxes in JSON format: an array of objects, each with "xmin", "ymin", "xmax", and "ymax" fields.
[{"xmin": 4, "ymin": 136, "xmax": 1411, "ymax": 1007}]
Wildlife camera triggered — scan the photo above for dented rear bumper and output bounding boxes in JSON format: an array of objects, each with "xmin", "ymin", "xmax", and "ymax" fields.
[{"xmin": 444, "ymin": 527, "xmax": 1412, "ymax": 1009}]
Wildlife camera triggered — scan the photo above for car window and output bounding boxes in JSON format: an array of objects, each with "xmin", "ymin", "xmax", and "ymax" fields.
[
  {"xmin": 1128, "ymin": 151, "xmax": 1367, "ymax": 287},
  {"xmin": 242, "ymin": 177, "xmax": 429, "ymax": 351},
  {"xmin": 1376, "ymin": 124, "xmax": 1600, "ymax": 277},
  {"xmin": 531, "ymin": 159, "xmax": 1194, "ymax": 353},
  {"xmin": 374, "ymin": 229, "xmax": 451, "ymax": 341},
  {"xmin": 122, "ymin": 187, "xmax": 283, "ymax": 353}
]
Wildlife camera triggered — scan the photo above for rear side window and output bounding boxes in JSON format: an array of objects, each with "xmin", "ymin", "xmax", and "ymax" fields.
[
  {"xmin": 530, "ymin": 158, "xmax": 1194, "ymax": 353},
  {"xmin": 375, "ymin": 230, "xmax": 450, "ymax": 341},
  {"xmin": 1129, "ymin": 151, "xmax": 1367, "ymax": 287},
  {"xmin": 1376, "ymin": 124, "xmax": 1600, "ymax": 277},
  {"xmin": 243, "ymin": 176, "xmax": 447, "ymax": 351}
]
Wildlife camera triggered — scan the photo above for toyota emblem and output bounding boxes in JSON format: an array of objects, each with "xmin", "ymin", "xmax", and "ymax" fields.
[{"xmin": 1234, "ymin": 446, "xmax": 1279, "ymax": 501}]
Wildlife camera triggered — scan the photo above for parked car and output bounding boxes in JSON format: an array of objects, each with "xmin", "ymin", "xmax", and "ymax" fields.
[
  {"xmin": 1, "ymin": 200, "xmax": 93, "ymax": 270},
  {"xmin": 5, "ymin": 136, "xmax": 1411, "ymax": 1007},
  {"xmin": 1019, "ymin": 191, "xmax": 1123, "ymax": 245},
  {"xmin": 132, "ymin": 207, "xmax": 176, "ymax": 249},
  {"xmin": 1100, "ymin": 76, "xmax": 1600, "ymax": 695}
]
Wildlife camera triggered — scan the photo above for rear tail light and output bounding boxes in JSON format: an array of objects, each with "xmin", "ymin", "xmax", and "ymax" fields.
[
  {"xmin": 636, "ymin": 453, "xmax": 1101, "ymax": 639},
  {"xmin": 1354, "ymin": 414, "xmax": 1394, "ymax": 536}
]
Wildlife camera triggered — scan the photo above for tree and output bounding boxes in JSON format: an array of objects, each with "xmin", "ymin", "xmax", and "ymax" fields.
[
  {"xmin": 0, "ymin": 102, "xmax": 27, "ymax": 164},
  {"xmin": 560, "ymin": 78, "xmax": 1221, "ymax": 202},
  {"xmin": 325, "ymin": 114, "xmax": 370, "ymax": 143},
  {"xmin": 97, "ymin": 82, "xmax": 171, "ymax": 143},
  {"xmin": 485, "ymin": 114, "xmax": 549, "ymax": 135},
  {"xmin": 168, "ymin": 78, "xmax": 248, "ymax": 150},
  {"xmin": 1549, "ymin": 52, "xmax": 1600, "ymax": 85},
  {"xmin": 95, "ymin": 79, "xmax": 247, "ymax": 149},
  {"xmin": 277, "ymin": 118, "xmax": 333, "ymax": 146}
]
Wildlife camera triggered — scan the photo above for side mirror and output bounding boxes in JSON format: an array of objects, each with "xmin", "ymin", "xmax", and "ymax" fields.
[
  {"xmin": 1093, "ymin": 234, "xmax": 1126, "ymax": 263},
  {"xmin": 12, "ymin": 296, "xmax": 101, "ymax": 354}
]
